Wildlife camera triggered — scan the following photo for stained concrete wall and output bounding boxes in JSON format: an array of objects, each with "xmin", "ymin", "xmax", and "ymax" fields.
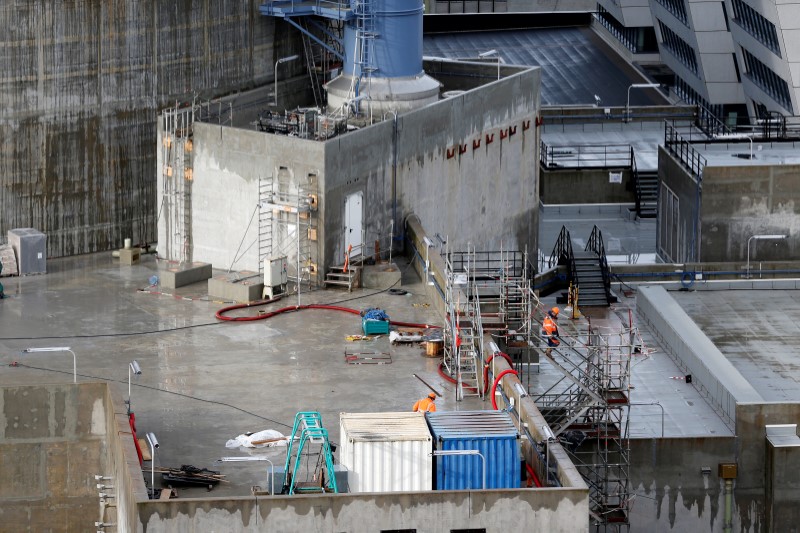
[
  {"xmin": 0, "ymin": 1, "xmax": 279, "ymax": 258},
  {"xmin": 658, "ymin": 147, "xmax": 800, "ymax": 263},
  {"xmin": 137, "ymin": 488, "xmax": 589, "ymax": 532},
  {"xmin": 323, "ymin": 63, "xmax": 540, "ymax": 270},
  {"xmin": 0, "ymin": 383, "xmax": 111, "ymax": 531},
  {"xmin": 540, "ymin": 168, "xmax": 634, "ymax": 204},
  {"xmin": 184, "ymin": 117, "xmax": 324, "ymax": 273}
]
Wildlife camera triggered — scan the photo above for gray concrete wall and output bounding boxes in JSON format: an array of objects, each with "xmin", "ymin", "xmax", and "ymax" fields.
[
  {"xmin": 657, "ymin": 147, "xmax": 702, "ymax": 262},
  {"xmin": 628, "ymin": 437, "xmax": 743, "ymax": 532},
  {"xmin": 186, "ymin": 121, "xmax": 324, "ymax": 274},
  {"xmin": 700, "ymin": 164, "xmax": 800, "ymax": 263},
  {"xmin": 323, "ymin": 66, "xmax": 541, "ymax": 271},
  {"xmin": 137, "ymin": 488, "xmax": 589, "ymax": 532},
  {"xmin": 0, "ymin": 383, "xmax": 110, "ymax": 531},
  {"xmin": 540, "ymin": 168, "xmax": 634, "ymax": 204},
  {"xmin": 636, "ymin": 285, "xmax": 763, "ymax": 429},
  {"xmin": 0, "ymin": 1, "xmax": 278, "ymax": 258}
]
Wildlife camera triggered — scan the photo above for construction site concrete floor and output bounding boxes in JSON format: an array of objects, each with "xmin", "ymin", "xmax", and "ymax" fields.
[
  {"xmin": 0, "ymin": 252, "xmax": 478, "ymax": 498},
  {"xmin": 0, "ymin": 253, "xmax": 732, "ymax": 499}
]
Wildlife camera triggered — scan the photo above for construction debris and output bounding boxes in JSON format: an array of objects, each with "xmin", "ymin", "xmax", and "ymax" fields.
[
  {"xmin": 155, "ymin": 465, "xmax": 226, "ymax": 489},
  {"xmin": 225, "ymin": 429, "xmax": 288, "ymax": 449}
]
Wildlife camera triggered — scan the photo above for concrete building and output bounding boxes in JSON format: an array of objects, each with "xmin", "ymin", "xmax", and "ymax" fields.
[{"xmin": 0, "ymin": 1, "xmax": 279, "ymax": 258}]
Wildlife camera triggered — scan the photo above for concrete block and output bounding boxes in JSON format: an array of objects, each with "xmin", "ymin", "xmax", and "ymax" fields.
[
  {"xmin": 751, "ymin": 280, "xmax": 774, "ymax": 290},
  {"xmin": 361, "ymin": 263, "xmax": 402, "ymax": 289},
  {"xmin": 208, "ymin": 272, "xmax": 264, "ymax": 303},
  {"xmin": 2, "ymin": 387, "xmax": 55, "ymax": 439},
  {"xmin": 158, "ymin": 262, "xmax": 212, "ymax": 289},
  {"xmin": 771, "ymin": 279, "xmax": 798, "ymax": 290},
  {"xmin": 0, "ymin": 443, "xmax": 44, "ymax": 498},
  {"xmin": 118, "ymin": 247, "xmax": 141, "ymax": 265}
]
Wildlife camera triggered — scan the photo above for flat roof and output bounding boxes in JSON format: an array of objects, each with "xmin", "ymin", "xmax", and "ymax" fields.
[
  {"xmin": 0, "ymin": 252, "xmax": 733, "ymax": 503},
  {"xmin": 693, "ymin": 140, "xmax": 800, "ymax": 167},
  {"xmin": 423, "ymin": 27, "xmax": 669, "ymax": 107},
  {"xmin": 672, "ymin": 289, "xmax": 800, "ymax": 402}
]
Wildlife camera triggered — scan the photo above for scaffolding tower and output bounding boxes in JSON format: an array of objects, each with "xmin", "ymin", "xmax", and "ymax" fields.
[
  {"xmin": 534, "ymin": 322, "xmax": 633, "ymax": 532},
  {"xmin": 442, "ymin": 246, "xmax": 533, "ymax": 400},
  {"xmin": 258, "ymin": 175, "xmax": 319, "ymax": 288},
  {"xmin": 160, "ymin": 104, "xmax": 196, "ymax": 264}
]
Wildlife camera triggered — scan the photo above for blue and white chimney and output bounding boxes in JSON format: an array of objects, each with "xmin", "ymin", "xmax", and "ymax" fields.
[{"xmin": 326, "ymin": 0, "xmax": 441, "ymax": 114}]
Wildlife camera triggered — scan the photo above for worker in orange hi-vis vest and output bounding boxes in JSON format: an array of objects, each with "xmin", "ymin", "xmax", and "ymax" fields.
[
  {"xmin": 542, "ymin": 307, "xmax": 561, "ymax": 355},
  {"xmin": 413, "ymin": 393, "xmax": 437, "ymax": 413}
]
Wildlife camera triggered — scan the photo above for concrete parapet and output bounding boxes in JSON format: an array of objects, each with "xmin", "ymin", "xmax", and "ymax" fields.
[
  {"xmin": 158, "ymin": 262, "xmax": 212, "ymax": 289},
  {"xmin": 207, "ymin": 271, "xmax": 263, "ymax": 303},
  {"xmin": 360, "ymin": 263, "xmax": 402, "ymax": 289},
  {"xmin": 636, "ymin": 285, "xmax": 763, "ymax": 429}
]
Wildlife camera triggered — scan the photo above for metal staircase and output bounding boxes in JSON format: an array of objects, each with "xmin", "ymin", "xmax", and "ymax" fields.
[
  {"xmin": 282, "ymin": 412, "xmax": 338, "ymax": 495},
  {"xmin": 631, "ymin": 150, "xmax": 657, "ymax": 219},
  {"xmin": 549, "ymin": 226, "xmax": 616, "ymax": 308}
]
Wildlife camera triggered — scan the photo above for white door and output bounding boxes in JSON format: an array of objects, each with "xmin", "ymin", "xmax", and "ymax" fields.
[{"xmin": 344, "ymin": 191, "xmax": 363, "ymax": 257}]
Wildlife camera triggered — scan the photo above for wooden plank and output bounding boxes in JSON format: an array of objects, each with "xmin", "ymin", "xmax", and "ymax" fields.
[{"xmin": 138, "ymin": 438, "xmax": 152, "ymax": 461}]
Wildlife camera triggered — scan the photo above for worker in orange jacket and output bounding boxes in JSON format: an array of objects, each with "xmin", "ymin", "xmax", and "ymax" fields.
[
  {"xmin": 413, "ymin": 392, "xmax": 437, "ymax": 413},
  {"xmin": 542, "ymin": 307, "xmax": 561, "ymax": 354}
]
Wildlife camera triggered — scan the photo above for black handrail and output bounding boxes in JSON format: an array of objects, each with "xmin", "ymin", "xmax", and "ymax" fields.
[
  {"xmin": 548, "ymin": 226, "xmax": 577, "ymax": 283},
  {"xmin": 585, "ymin": 225, "xmax": 612, "ymax": 304},
  {"xmin": 630, "ymin": 147, "xmax": 642, "ymax": 217}
]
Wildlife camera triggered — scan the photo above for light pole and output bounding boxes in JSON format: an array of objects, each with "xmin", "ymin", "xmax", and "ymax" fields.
[
  {"xmin": 431, "ymin": 449, "xmax": 486, "ymax": 489},
  {"xmin": 127, "ymin": 360, "xmax": 142, "ymax": 415},
  {"xmin": 626, "ymin": 83, "xmax": 660, "ymax": 122},
  {"xmin": 746, "ymin": 234, "xmax": 786, "ymax": 278},
  {"xmin": 479, "ymin": 49, "xmax": 501, "ymax": 80},
  {"xmin": 146, "ymin": 432, "xmax": 159, "ymax": 498},
  {"xmin": 22, "ymin": 347, "xmax": 77, "ymax": 383},
  {"xmin": 273, "ymin": 54, "xmax": 300, "ymax": 107}
]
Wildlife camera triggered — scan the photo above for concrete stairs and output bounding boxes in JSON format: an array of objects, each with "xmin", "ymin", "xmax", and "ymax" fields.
[
  {"xmin": 635, "ymin": 170, "xmax": 658, "ymax": 218},
  {"xmin": 573, "ymin": 251, "xmax": 614, "ymax": 307}
]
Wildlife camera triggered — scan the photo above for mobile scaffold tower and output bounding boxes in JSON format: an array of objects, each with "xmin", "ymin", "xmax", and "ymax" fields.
[{"xmin": 534, "ymin": 318, "xmax": 634, "ymax": 532}]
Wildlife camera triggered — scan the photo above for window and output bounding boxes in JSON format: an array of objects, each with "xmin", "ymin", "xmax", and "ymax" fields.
[
  {"xmin": 741, "ymin": 48, "xmax": 794, "ymax": 113},
  {"xmin": 731, "ymin": 0, "xmax": 781, "ymax": 56},
  {"xmin": 595, "ymin": 6, "xmax": 658, "ymax": 53},
  {"xmin": 659, "ymin": 184, "xmax": 680, "ymax": 262},
  {"xmin": 654, "ymin": 0, "xmax": 688, "ymax": 25},
  {"xmin": 658, "ymin": 21, "xmax": 699, "ymax": 74}
]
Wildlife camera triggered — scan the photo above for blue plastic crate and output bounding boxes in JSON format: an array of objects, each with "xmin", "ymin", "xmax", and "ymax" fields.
[{"xmin": 362, "ymin": 318, "xmax": 390, "ymax": 335}]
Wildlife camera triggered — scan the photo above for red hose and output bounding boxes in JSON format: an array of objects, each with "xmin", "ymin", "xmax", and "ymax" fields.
[
  {"xmin": 216, "ymin": 297, "xmax": 440, "ymax": 329},
  {"xmin": 490, "ymin": 368, "xmax": 519, "ymax": 410},
  {"xmin": 483, "ymin": 352, "xmax": 514, "ymax": 393},
  {"xmin": 525, "ymin": 462, "xmax": 543, "ymax": 488},
  {"xmin": 437, "ymin": 362, "xmax": 478, "ymax": 392}
]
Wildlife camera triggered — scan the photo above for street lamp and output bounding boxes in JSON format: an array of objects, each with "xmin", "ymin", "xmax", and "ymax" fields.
[
  {"xmin": 273, "ymin": 54, "xmax": 300, "ymax": 107},
  {"xmin": 146, "ymin": 432, "xmax": 159, "ymax": 498},
  {"xmin": 431, "ymin": 449, "xmax": 486, "ymax": 489},
  {"xmin": 625, "ymin": 83, "xmax": 660, "ymax": 122},
  {"xmin": 746, "ymin": 234, "xmax": 787, "ymax": 278},
  {"xmin": 479, "ymin": 49, "xmax": 501, "ymax": 81},
  {"xmin": 127, "ymin": 360, "xmax": 141, "ymax": 415},
  {"xmin": 22, "ymin": 347, "xmax": 77, "ymax": 383}
]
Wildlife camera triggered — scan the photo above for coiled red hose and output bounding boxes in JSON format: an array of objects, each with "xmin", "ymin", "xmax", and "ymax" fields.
[
  {"xmin": 437, "ymin": 362, "xmax": 478, "ymax": 392},
  {"xmin": 215, "ymin": 296, "xmax": 440, "ymax": 330},
  {"xmin": 490, "ymin": 368, "xmax": 519, "ymax": 410}
]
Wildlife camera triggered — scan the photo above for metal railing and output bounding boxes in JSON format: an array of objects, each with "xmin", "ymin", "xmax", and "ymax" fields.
[
  {"xmin": 548, "ymin": 226, "xmax": 576, "ymax": 283},
  {"xmin": 585, "ymin": 225, "xmax": 612, "ymax": 304},
  {"xmin": 664, "ymin": 121, "xmax": 706, "ymax": 179},
  {"xmin": 695, "ymin": 104, "xmax": 731, "ymax": 137},
  {"xmin": 540, "ymin": 142, "xmax": 633, "ymax": 169}
]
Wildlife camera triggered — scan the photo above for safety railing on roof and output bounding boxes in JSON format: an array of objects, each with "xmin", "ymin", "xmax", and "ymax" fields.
[
  {"xmin": 664, "ymin": 121, "xmax": 706, "ymax": 179},
  {"xmin": 695, "ymin": 104, "xmax": 731, "ymax": 137},
  {"xmin": 585, "ymin": 225, "xmax": 612, "ymax": 304},
  {"xmin": 540, "ymin": 142, "xmax": 633, "ymax": 169},
  {"xmin": 548, "ymin": 226, "xmax": 577, "ymax": 283}
]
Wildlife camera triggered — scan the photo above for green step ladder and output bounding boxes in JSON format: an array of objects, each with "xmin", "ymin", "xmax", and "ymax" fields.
[{"xmin": 282, "ymin": 411, "xmax": 338, "ymax": 495}]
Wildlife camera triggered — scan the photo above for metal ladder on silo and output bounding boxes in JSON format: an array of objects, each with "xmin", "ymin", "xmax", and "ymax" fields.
[
  {"xmin": 353, "ymin": 0, "xmax": 377, "ymax": 101},
  {"xmin": 282, "ymin": 412, "xmax": 338, "ymax": 495}
]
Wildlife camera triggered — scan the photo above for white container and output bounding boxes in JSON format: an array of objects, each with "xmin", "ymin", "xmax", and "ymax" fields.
[{"xmin": 340, "ymin": 412, "xmax": 433, "ymax": 493}]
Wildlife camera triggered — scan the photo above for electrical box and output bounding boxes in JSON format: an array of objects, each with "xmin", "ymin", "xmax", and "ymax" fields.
[
  {"xmin": 718, "ymin": 463, "xmax": 738, "ymax": 479},
  {"xmin": 263, "ymin": 256, "xmax": 288, "ymax": 299},
  {"xmin": 7, "ymin": 228, "xmax": 47, "ymax": 275}
]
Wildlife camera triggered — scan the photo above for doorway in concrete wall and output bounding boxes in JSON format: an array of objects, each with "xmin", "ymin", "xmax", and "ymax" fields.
[{"xmin": 344, "ymin": 191, "xmax": 363, "ymax": 258}]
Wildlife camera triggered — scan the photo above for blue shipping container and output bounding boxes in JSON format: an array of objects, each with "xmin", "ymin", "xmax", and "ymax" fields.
[{"xmin": 426, "ymin": 410, "xmax": 520, "ymax": 490}]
